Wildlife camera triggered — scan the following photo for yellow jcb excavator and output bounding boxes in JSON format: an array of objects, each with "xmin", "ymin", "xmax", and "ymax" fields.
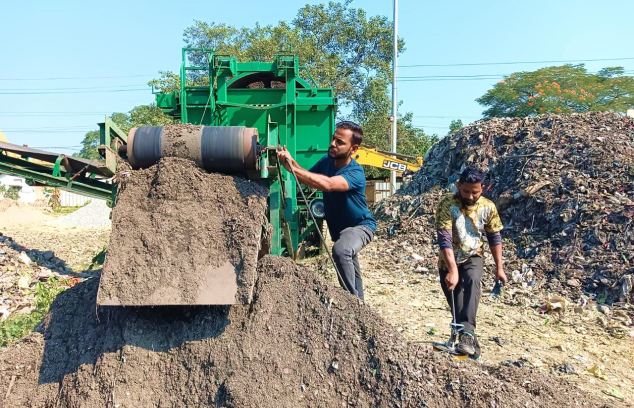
[{"xmin": 353, "ymin": 147, "xmax": 422, "ymax": 174}]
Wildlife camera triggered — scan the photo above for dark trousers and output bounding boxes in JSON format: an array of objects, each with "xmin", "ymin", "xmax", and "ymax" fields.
[
  {"xmin": 332, "ymin": 226, "xmax": 373, "ymax": 300},
  {"xmin": 439, "ymin": 256, "xmax": 483, "ymax": 333}
]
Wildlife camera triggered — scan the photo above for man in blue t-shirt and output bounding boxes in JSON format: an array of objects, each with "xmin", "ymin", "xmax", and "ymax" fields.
[{"xmin": 277, "ymin": 121, "xmax": 376, "ymax": 299}]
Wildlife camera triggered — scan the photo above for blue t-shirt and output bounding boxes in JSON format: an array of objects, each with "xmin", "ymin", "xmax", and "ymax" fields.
[{"xmin": 310, "ymin": 156, "xmax": 377, "ymax": 241}]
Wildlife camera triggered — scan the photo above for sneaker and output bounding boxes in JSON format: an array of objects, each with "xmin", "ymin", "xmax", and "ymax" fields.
[
  {"xmin": 470, "ymin": 334, "xmax": 481, "ymax": 360},
  {"xmin": 456, "ymin": 332, "xmax": 476, "ymax": 356}
]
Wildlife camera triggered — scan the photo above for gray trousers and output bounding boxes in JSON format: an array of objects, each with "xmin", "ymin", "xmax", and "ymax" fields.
[
  {"xmin": 332, "ymin": 226, "xmax": 373, "ymax": 300},
  {"xmin": 439, "ymin": 256, "xmax": 483, "ymax": 333}
]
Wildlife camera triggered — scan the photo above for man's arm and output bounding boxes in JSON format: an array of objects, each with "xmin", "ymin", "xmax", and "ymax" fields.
[
  {"xmin": 277, "ymin": 147, "xmax": 350, "ymax": 192},
  {"xmin": 438, "ymin": 230, "xmax": 459, "ymax": 290},
  {"xmin": 290, "ymin": 166, "xmax": 350, "ymax": 192},
  {"xmin": 486, "ymin": 224, "xmax": 508, "ymax": 286}
]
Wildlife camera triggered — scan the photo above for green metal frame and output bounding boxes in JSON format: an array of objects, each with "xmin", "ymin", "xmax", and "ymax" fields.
[
  {"xmin": 98, "ymin": 116, "xmax": 128, "ymax": 175},
  {"xmin": 156, "ymin": 48, "xmax": 336, "ymax": 257},
  {"xmin": 0, "ymin": 115, "xmax": 124, "ymax": 206},
  {"xmin": 0, "ymin": 152, "xmax": 114, "ymax": 205}
]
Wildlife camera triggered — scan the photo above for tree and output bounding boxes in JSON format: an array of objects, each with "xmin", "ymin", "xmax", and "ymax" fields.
[
  {"xmin": 449, "ymin": 119, "xmax": 464, "ymax": 133},
  {"xmin": 76, "ymin": 104, "xmax": 175, "ymax": 160},
  {"xmin": 148, "ymin": 1, "xmax": 435, "ymax": 174},
  {"xmin": 76, "ymin": 131, "xmax": 101, "ymax": 160},
  {"xmin": 477, "ymin": 65, "xmax": 634, "ymax": 118},
  {"xmin": 152, "ymin": 1, "xmax": 404, "ymax": 122}
]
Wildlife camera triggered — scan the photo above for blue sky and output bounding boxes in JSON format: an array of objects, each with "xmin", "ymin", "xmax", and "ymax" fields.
[{"xmin": 1, "ymin": 0, "xmax": 633, "ymax": 154}]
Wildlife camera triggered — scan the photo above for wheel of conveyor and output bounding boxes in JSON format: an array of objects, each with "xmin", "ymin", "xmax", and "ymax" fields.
[{"xmin": 125, "ymin": 126, "xmax": 258, "ymax": 173}]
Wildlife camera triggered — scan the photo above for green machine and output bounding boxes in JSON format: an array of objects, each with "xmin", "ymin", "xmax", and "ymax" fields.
[
  {"xmin": 102, "ymin": 48, "xmax": 337, "ymax": 258},
  {"xmin": 0, "ymin": 48, "xmax": 336, "ymax": 258},
  {"xmin": 154, "ymin": 48, "xmax": 336, "ymax": 257}
]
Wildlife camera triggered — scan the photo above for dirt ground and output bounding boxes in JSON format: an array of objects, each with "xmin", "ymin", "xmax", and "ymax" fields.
[
  {"xmin": 0, "ymin": 201, "xmax": 630, "ymax": 407},
  {"xmin": 1, "ymin": 255, "xmax": 617, "ymax": 408},
  {"xmin": 359, "ymin": 237, "xmax": 634, "ymax": 405},
  {"xmin": 0, "ymin": 201, "xmax": 56, "ymax": 230},
  {"xmin": 1, "ymin": 212, "xmax": 110, "ymax": 273}
]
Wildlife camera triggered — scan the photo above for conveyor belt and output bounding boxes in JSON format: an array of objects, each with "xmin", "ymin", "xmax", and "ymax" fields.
[{"xmin": 0, "ymin": 141, "xmax": 114, "ymax": 178}]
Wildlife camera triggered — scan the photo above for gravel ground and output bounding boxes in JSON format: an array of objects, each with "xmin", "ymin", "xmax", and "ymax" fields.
[{"xmin": 48, "ymin": 199, "xmax": 111, "ymax": 228}]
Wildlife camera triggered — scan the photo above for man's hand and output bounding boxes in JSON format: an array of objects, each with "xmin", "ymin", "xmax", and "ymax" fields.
[
  {"xmin": 445, "ymin": 267, "xmax": 459, "ymax": 291},
  {"xmin": 276, "ymin": 146, "xmax": 296, "ymax": 172},
  {"xmin": 495, "ymin": 267, "xmax": 508, "ymax": 286}
]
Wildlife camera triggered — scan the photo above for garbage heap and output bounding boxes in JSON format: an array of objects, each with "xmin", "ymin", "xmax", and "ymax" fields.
[
  {"xmin": 374, "ymin": 112, "xmax": 634, "ymax": 304},
  {"xmin": 0, "ymin": 234, "xmax": 83, "ymax": 325}
]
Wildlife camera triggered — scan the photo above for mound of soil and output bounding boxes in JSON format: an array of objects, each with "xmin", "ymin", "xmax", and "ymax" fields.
[
  {"xmin": 0, "ymin": 257, "xmax": 617, "ymax": 408},
  {"xmin": 97, "ymin": 157, "xmax": 268, "ymax": 305}
]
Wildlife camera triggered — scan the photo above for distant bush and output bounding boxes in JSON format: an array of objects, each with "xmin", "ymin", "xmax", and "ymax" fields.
[{"xmin": 5, "ymin": 187, "xmax": 20, "ymax": 201}]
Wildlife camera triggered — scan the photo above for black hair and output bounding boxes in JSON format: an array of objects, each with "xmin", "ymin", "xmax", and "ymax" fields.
[
  {"xmin": 459, "ymin": 165, "xmax": 485, "ymax": 184},
  {"xmin": 336, "ymin": 121, "xmax": 363, "ymax": 145}
]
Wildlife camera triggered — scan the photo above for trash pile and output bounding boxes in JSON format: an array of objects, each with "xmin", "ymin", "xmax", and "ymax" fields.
[
  {"xmin": 370, "ymin": 190, "xmax": 445, "ymax": 279},
  {"xmin": 0, "ymin": 234, "xmax": 88, "ymax": 321},
  {"xmin": 0, "ymin": 256, "xmax": 617, "ymax": 408},
  {"xmin": 374, "ymin": 112, "xmax": 634, "ymax": 305}
]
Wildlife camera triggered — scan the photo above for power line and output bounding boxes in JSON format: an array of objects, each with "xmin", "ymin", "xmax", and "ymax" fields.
[
  {"xmin": 31, "ymin": 146, "xmax": 83, "ymax": 150},
  {"xmin": 2, "ymin": 125, "xmax": 97, "ymax": 130},
  {"xmin": 2, "ymin": 130, "xmax": 94, "ymax": 133},
  {"xmin": 0, "ymin": 111, "xmax": 111, "ymax": 113},
  {"xmin": 399, "ymin": 76, "xmax": 634, "ymax": 83},
  {"xmin": 398, "ymin": 69, "xmax": 634, "ymax": 82},
  {"xmin": 412, "ymin": 115, "xmax": 481, "ymax": 119},
  {"xmin": 0, "ymin": 88, "xmax": 148, "ymax": 95},
  {"xmin": 0, "ymin": 84, "xmax": 145, "ymax": 91},
  {"xmin": 0, "ymin": 113, "xmax": 108, "ymax": 117},
  {"xmin": 399, "ymin": 57, "xmax": 634, "ymax": 68},
  {"xmin": 412, "ymin": 125, "xmax": 449, "ymax": 130},
  {"xmin": 0, "ymin": 74, "xmax": 154, "ymax": 81}
]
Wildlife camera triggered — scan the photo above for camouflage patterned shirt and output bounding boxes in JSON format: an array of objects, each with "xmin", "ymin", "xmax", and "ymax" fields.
[{"xmin": 435, "ymin": 193, "xmax": 503, "ymax": 269}]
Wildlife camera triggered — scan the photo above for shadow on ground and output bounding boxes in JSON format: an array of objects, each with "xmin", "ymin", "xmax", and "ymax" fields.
[{"xmin": 37, "ymin": 277, "xmax": 230, "ymax": 384}]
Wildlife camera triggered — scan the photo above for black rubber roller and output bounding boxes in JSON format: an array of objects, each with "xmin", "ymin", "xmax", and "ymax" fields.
[
  {"xmin": 126, "ymin": 125, "xmax": 258, "ymax": 174},
  {"xmin": 202, "ymin": 126, "xmax": 252, "ymax": 173},
  {"xmin": 129, "ymin": 126, "xmax": 163, "ymax": 169}
]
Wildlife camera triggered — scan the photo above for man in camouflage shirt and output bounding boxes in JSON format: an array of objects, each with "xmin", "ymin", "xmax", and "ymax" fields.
[{"xmin": 435, "ymin": 166, "xmax": 507, "ymax": 358}]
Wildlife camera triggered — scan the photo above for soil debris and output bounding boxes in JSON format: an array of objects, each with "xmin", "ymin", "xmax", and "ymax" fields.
[
  {"xmin": 0, "ymin": 256, "xmax": 618, "ymax": 408},
  {"xmin": 162, "ymin": 123, "xmax": 203, "ymax": 162},
  {"xmin": 0, "ymin": 234, "xmax": 96, "ymax": 322},
  {"xmin": 97, "ymin": 157, "xmax": 268, "ymax": 305}
]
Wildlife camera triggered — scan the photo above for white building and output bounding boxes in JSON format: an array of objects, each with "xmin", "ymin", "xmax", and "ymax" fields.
[{"xmin": 0, "ymin": 174, "xmax": 37, "ymax": 203}]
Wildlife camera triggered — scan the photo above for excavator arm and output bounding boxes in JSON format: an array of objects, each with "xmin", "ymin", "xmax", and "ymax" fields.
[{"xmin": 353, "ymin": 147, "xmax": 422, "ymax": 173}]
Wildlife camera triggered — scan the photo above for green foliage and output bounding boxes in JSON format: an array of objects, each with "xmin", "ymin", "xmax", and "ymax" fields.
[
  {"xmin": 75, "ymin": 104, "xmax": 175, "ymax": 160},
  {"xmin": 449, "ymin": 119, "xmax": 464, "ymax": 133},
  {"xmin": 477, "ymin": 65, "xmax": 634, "ymax": 118},
  {"xmin": 52, "ymin": 200, "xmax": 90, "ymax": 215},
  {"xmin": 5, "ymin": 186, "xmax": 20, "ymax": 201},
  {"xmin": 0, "ymin": 185, "xmax": 6, "ymax": 196},
  {"xmin": 0, "ymin": 278, "xmax": 67, "ymax": 347},
  {"xmin": 152, "ymin": 1, "xmax": 403, "ymax": 122},
  {"xmin": 76, "ymin": 131, "xmax": 101, "ymax": 160},
  {"xmin": 89, "ymin": 246, "xmax": 107, "ymax": 269},
  {"xmin": 149, "ymin": 1, "xmax": 434, "ymax": 178},
  {"xmin": 362, "ymin": 112, "xmax": 437, "ymax": 179}
]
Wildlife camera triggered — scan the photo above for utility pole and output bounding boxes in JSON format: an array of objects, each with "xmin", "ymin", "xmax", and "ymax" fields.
[{"xmin": 390, "ymin": 0, "xmax": 399, "ymax": 195}]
